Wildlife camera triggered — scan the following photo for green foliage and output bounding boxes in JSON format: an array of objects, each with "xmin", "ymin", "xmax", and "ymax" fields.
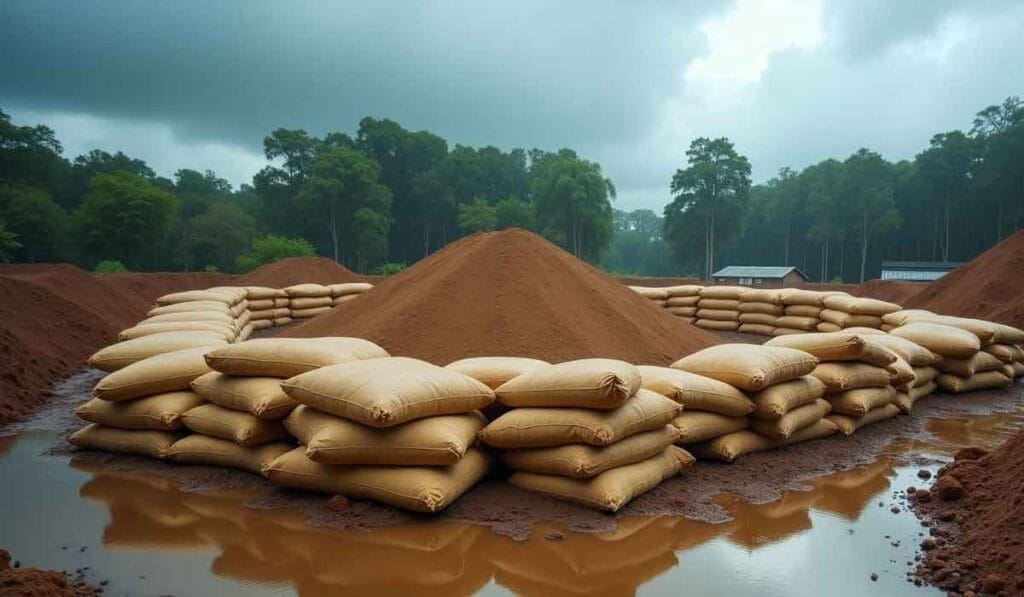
[
  {"xmin": 494, "ymin": 196, "xmax": 535, "ymax": 230},
  {"xmin": 0, "ymin": 109, "xmax": 67, "ymax": 199},
  {"xmin": 183, "ymin": 200, "xmax": 256, "ymax": 272},
  {"xmin": 235, "ymin": 234, "xmax": 316, "ymax": 272},
  {"xmin": 530, "ymin": 149, "xmax": 615, "ymax": 261},
  {"xmin": 94, "ymin": 260, "xmax": 126, "ymax": 273},
  {"xmin": 602, "ymin": 209, "xmax": 676, "ymax": 276},
  {"xmin": 457, "ymin": 197, "xmax": 498, "ymax": 233},
  {"xmin": 0, "ymin": 183, "xmax": 69, "ymax": 261},
  {"xmin": 0, "ymin": 218, "xmax": 22, "ymax": 262},
  {"xmin": 374, "ymin": 262, "xmax": 407, "ymax": 275}
]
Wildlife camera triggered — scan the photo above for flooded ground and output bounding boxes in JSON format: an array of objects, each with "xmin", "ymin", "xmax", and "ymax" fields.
[{"xmin": 2, "ymin": 375, "xmax": 1023, "ymax": 596}]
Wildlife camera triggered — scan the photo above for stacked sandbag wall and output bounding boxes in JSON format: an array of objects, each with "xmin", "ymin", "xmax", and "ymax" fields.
[
  {"xmin": 694, "ymin": 286, "xmax": 745, "ymax": 332},
  {"xmin": 663, "ymin": 285, "xmax": 703, "ymax": 322},
  {"xmin": 817, "ymin": 295, "xmax": 901, "ymax": 333},
  {"xmin": 245, "ymin": 286, "xmax": 291, "ymax": 329},
  {"xmin": 736, "ymin": 288, "xmax": 785, "ymax": 336}
]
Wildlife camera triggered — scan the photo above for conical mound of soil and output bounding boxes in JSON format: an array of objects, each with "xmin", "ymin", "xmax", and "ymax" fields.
[
  {"xmin": 852, "ymin": 279, "xmax": 925, "ymax": 304},
  {"xmin": 284, "ymin": 229, "xmax": 720, "ymax": 364},
  {"xmin": 237, "ymin": 257, "xmax": 364, "ymax": 287},
  {"xmin": 906, "ymin": 230, "xmax": 1024, "ymax": 327}
]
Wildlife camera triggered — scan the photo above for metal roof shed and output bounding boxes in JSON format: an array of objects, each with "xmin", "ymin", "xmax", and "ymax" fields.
[
  {"xmin": 710, "ymin": 266, "xmax": 808, "ymax": 288},
  {"xmin": 880, "ymin": 261, "xmax": 961, "ymax": 282}
]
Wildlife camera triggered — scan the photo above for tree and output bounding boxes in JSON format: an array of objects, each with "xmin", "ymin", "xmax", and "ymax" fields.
[
  {"xmin": 0, "ymin": 184, "xmax": 69, "ymax": 262},
  {"xmin": 0, "ymin": 109, "xmax": 68, "ymax": 198},
  {"xmin": 63, "ymin": 149, "xmax": 155, "ymax": 210},
  {"xmin": 665, "ymin": 137, "xmax": 751, "ymax": 279},
  {"xmin": 530, "ymin": 149, "xmax": 615, "ymax": 260},
  {"xmin": 235, "ymin": 234, "xmax": 316, "ymax": 272},
  {"xmin": 838, "ymin": 149, "xmax": 901, "ymax": 282},
  {"xmin": 494, "ymin": 197, "xmax": 535, "ymax": 230},
  {"xmin": 0, "ymin": 219, "xmax": 21, "ymax": 262},
  {"xmin": 72, "ymin": 172, "xmax": 178, "ymax": 268},
  {"xmin": 915, "ymin": 131, "xmax": 977, "ymax": 261},
  {"xmin": 456, "ymin": 197, "xmax": 498, "ymax": 233},
  {"xmin": 183, "ymin": 201, "xmax": 256, "ymax": 272}
]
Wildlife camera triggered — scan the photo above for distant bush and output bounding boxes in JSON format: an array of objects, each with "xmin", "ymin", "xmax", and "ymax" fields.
[
  {"xmin": 235, "ymin": 234, "xmax": 316, "ymax": 272},
  {"xmin": 94, "ymin": 260, "xmax": 127, "ymax": 273},
  {"xmin": 204, "ymin": 265, "xmax": 219, "ymax": 273},
  {"xmin": 375, "ymin": 262, "xmax": 407, "ymax": 276}
]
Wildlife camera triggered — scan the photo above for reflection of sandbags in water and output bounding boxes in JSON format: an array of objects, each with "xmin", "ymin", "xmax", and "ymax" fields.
[
  {"xmin": 722, "ymin": 488, "xmax": 821, "ymax": 548},
  {"xmin": 812, "ymin": 458, "xmax": 894, "ymax": 520}
]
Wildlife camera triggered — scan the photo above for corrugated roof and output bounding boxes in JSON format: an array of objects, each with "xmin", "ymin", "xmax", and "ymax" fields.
[
  {"xmin": 711, "ymin": 266, "xmax": 807, "ymax": 280},
  {"xmin": 880, "ymin": 270, "xmax": 949, "ymax": 281},
  {"xmin": 881, "ymin": 261, "xmax": 961, "ymax": 271}
]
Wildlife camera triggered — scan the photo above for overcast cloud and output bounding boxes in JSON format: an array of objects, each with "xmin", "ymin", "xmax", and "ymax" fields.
[{"xmin": 2, "ymin": 0, "xmax": 1022, "ymax": 211}]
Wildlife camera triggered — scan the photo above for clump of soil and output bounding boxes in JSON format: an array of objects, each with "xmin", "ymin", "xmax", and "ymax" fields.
[
  {"xmin": 0, "ymin": 547, "xmax": 98, "ymax": 596},
  {"xmin": 285, "ymin": 229, "xmax": 721, "ymax": 364},
  {"xmin": 907, "ymin": 230, "xmax": 1024, "ymax": 327},
  {"xmin": 910, "ymin": 429, "xmax": 1024, "ymax": 595},
  {"xmin": 237, "ymin": 256, "xmax": 365, "ymax": 287}
]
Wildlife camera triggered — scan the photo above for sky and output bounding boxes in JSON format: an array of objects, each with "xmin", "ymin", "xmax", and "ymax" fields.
[{"xmin": 2, "ymin": 0, "xmax": 1022, "ymax": 212}]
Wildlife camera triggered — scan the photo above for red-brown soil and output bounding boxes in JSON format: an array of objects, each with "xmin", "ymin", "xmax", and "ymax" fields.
[
  {"xmin": 237, "ymin": 257, "xmax": 364, "ymax": 287},
  {"xmin": 851, "ymin": 279, "xmax": 927, "ymax": 304},
  {"xmin": 286, "ymin": 229, "xmax": 721, "ymax": 364},
  {"xmin": 907, "ymin": 230, "xmax": 1024, "ymax": 328},
  {"xmin": 616, "ymin": 275, "xmax": 703, "ymax": 287},
  {"xmin": 0, "ymin": 547, "xmax": 98, "ymax": 596},
  {"xmin": 910, "ymin": 430, "xmax": 1024, "ymax": 595}
]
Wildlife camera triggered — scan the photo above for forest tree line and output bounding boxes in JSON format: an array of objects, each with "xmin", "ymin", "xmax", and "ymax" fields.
[{"xmin": 1, "ymin": 96, "xmax": 1022, "ymax": 281}]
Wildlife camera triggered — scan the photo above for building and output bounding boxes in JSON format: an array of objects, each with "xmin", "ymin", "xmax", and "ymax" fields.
[
  {"xmin": 880, "ymin": 261, "xmax": 961, "ymax": 282},
  {"xmin": 710, "ymin": 266, "xmax": 808, "ymax": 288}
]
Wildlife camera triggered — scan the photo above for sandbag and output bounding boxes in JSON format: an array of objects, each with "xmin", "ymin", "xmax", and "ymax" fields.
[
  {"xmin": 273, "ymin": 297, "xmax": 290, "ymax": 308},
  {"xmin": 738, "ymin": 323, "xmax": 775, "ymax": 336},
  {"xmin": 94, "ymin": 347, "xmax": 214, "ymax": 402},
  {"xmin": 738, "ymin": 312, "xmax": 777, "ymax": 325},
  {"xmin": 864, "ymin": 334, "xmax": 938, "ymax": 367},
  {"xmin": 494, "ymin": 358, "xmax": 640, "ymax": 410},
  {"xmin": 991, "ymin": 323, "xmax": 1024, "ymax": 345},
  {"xmin": 821, "ymin": 295, "xmax": 901, "ymax": 316},
  {"xmin": 984, "ymin": 343, "xmax": 1018, "ymax": 364},
  {"xmin": 205, "ymin": 337, "xmax": 388, "ymax": 377},
  {"xmin": 263, "ymin": 447, "xmax": 488, "ymax": 512},
  {"xmin": 881, "ymin": 309, "xmax": 937, "ymax": 326},
  {"xmin": 291, "ymin": 306, "xmax": 332, "ymax": 318},
  {"xmin": 749, "ymin": 375, "xmax": 826, "ymax": 420},
  {"xmin": 886, "ymin": 356, "xmax": 916, "ymax": 387},
  {"xmin": 237, "ymin": 323, "xmax": 254, "ymax": 342},
  {"xmin": 697, "ymin": 298, "xmax": 740, "ymax": 310},
  {"xmin": 500, "ymin": 426, "xmax": 680, "ymax": 479},
  {"xmin": 778, "ymin": 289, "xmax": 829, "ymax": 307},
  {"xmin": 913, "ymin": 366, "xmax": 939, "ymax": 387},
  {"xmin": 181, "ymin": 403, "xmax": 289, "ymax": 447},
  {"xmin": 69, "ymin": 424, "xmax": 177, "ymax": 458},
  {"xmin": 738, "ymin": 302, "xmax": 784, "ymax": 315},
  {"xmin": 329, "ymin": 282, "xmax": 373, "ymax": 297},
  {"xmin": 894, "ymin": 381, "xmax": 937, "ymax": 413},
  {"xmin": 784, "ymin": 305, "xmax": 822, "ymax": 318},
  {"xmin": 699, "ymin": 286, "xmax": 746, "ymax": 300},
  {"xmin": 284, "ymin": 406, "xmax": 484, "ymax": 466},
  {"xmin": 190, "ymin": 372, "xmax": 297, "ymax": 420},
  {"xmin": 665, "ymin": 296, "xmax": 701, "ymax": 307},
  {"xmin": 694, "ymin": 319, "xmax": 740, "ymax": 331},
  {"xmin": 143, "ymin": 311, "xmax": 237, "ymax": 326},
  {"xmin": 771, "ymin": 327, "xmax": 806, "ymax": 336},
  {"xmin": 156, "ymin": 289, "xmax": 240, "ymax": 306},
  {"xmin": 479, "ymin": 389, "xmax": 680, "ymax": 448},
  {"xmin": 810, "ymin": 362, "xmax": 892, "ymax": 394},
  {"xmin": 671, "ymin": 344, "xmax": 819, "ymax": 392},
  {"xmin": 289, "ymin": 296, "xmax": 333, "ymax": 310},
  {"xmin": 668, "ymin": 306, "xmax": 698, "ymax": 317},
  {"xmin": 749, "ymin": 399, "xmax": 830, "ymax": 440},
  {"xmin": 816, "ymin": 322, "xmax": 842, "ymax": 333},
  {"xmin": 628, "ymin": 286, "xmax": 669, "ymax": 300},
  {"xmin": 691, "ymin": 419, "xmax": 838, "ymax": 463},
  {"xmin": 890, "ymin": 323, "xmax": 984, "ymax": 357},
  {"xmin": 246, "ymin": 298, "xmax": 276, "ymax": 311},
  {"xmin": 670, "ymin": 411, "xmax": 748, "ymax": 443},
  {"xmin": 245, "ymin": 286, "xmax": 281, "ymax": 300},
  {"xmin": 508, "ymin": 447, "xmax": 691, "ymax": 512},
  {"xmin": 773, "ymin": 316, "xmax": 820, "ymax": 331},
  {"xmin": 148, "ymin": 301, "xmax": 232, "ymax": 316},
  {"xmin": 163, "ymin": 435, "xmax": 292, "ymax": 474},
  {"xmin": 1011, "ymin": 361, "xmax": 1024, "ymax": 378},
  {"xmin": 283, "ymin": 283, "xmax": 331, "ymax": 298},
  {"xmin": 696, "ymin": 308, "xmax": 740, "ymax": 322},
  {"xmin": 637, "ymin": 366, "xmax": 754, "ymax": 416},
  {"xmin": 819, "ymin": 310, "xmax": 884, "ymax": 329},
  {"xmin": 119, "ymin": 321, "xmax": 236, "ymax": 342},
  {"xmin": 766, "ymin": 332, "xmax": 896, "ymax": 367},
  {"xmin": 936, "ymin": 370, "xmax": 1012, "ymax": 394},
  {"xmin": 250, "ymin": 319, "xmax": 273, "ymax": 330},
  {"xmin": 828, "ymin": 403, "xmax": 900, "ymax": 435},
  {"xmin": 75, "ymin": 391, "xmax": 204, "ymax": 431},
  {"xmin": 332, "ymin": 294, "xmax": 360, "ymax": 306},
  {"xmin": 445, "ymin": 356, "xmax": 551, "ymax": 390},
  {"xmin": 827, "ymin": 386, "xmax": 896, "ymax": 417},
  {"xmin": 935, "ymin": 351, "xmax": 1005, "ymax": 377},
  {"xmin": 738, "ymin": 289, "xmax": 782, "ymax": 304},
  {"xmin": 843, "ymin": 326, "xmax": 888, "ymax": 336},
  {"xmin": 282, "ymin": 357, "xmax": 494, "ymax": 427},
  {"xmin": 249, "ymin": 309, "xmax": 276, "ymax": 320},
  {"xmin": 273, "ymin": 317, "xmax": 293, "ymax": 326},
  {"xmin": 89, "ymin": 332, "xmax": 228, "ymax": 372},
  {"xmin": 664, "ymin": 284, "xmax": 704, "ymax": 297}
]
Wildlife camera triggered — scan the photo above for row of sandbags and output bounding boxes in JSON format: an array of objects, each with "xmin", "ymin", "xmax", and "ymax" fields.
[
  {"xmin": 118, "ymin": 286, "xmax": 256, "ymax": 344},
  {"xmin": 250, "ymin": 282, "xmax": 373, "ymax": 324}
]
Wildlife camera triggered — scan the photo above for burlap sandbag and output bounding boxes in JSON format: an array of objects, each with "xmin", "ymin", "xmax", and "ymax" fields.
[
  {"xmin": 864, "ymin": 334, "xmax": 938, "ymax": 367},
  {"xmin": 890, "ymin": 323, "xmax": 984, "ymax": 357},
  {"xmin": 143, "ymin": 311, "xmax": 237, "ymax": 326},
  {"xmin": 289, "ymin": 296, "xmax": 333, "ymax": 310},
  {"xmin": 1011, "ymin": 362, "xmax": 1024, "ymax": 378},
  {"xmin": 263, "ymin": 447, "xmax": 488, "ymax": 512},
  {"xmin": 181, "ymin": 403, "xmax": 289, "ymax": 447},
  {"xmin": 637, "ymin": 366, "xmax": 754, "ymax": 416},
  {"xmin": 628, "ymin": 286, "xmax": 669, "ymax": 300},
  {"xmin": 894, "ymin": 381, "xmax": 937, "ymax": 414},
  {"xmin": 913, "ymin": 366, "xmax": 939, "ymax": 387},
  {"xmin": 766, "ymin": 332, "xmax": 896, "ymax": 367},
  {"xmin": 738, "ymin": 302, "xmax": 784, "ymax": 315},
  {"xmin": 94, "ymin": 347, "xmax": 213, "ymax": 402},
  {"xmin": 984, "ymin": 344, "xmax": 1018, "ymax": 364},
  {"xmin": 666, "ymin": 295, "xmax": 701, "ymax": 307},
  {"xmin": 445, "ymin": 356, "xmax": 551, "ymax": 390},
  {"xmin": 500, "ymin": 426, "xmax": 680, "ymax": 479},
  {"xmin": 822, "ymin": 295, "xmax": 901, "ymax": 316},
  {"xmin": 163, "ymin": 435, "xmax": 292, "ymax": 474},
  {"xmin": 283, "ymin": 283, "xmax": 331, "ymax": 298},
  {"xmin": 739, "ymin": 312, "xmax": 777, "ymax": 325},
  {"xmin": 69, "ymin": 424, "xmax": 178, "ymax": 458},
  {"xmin": 738, "ymin": 323, "xmax": 775, "ymax": 336},
  {"xmin": 205, "ymin": 337, "xmax": 388, "ymax": 377},
  {"xmin": 936, "ymin": 370, "xmax": 1012, "ymax": 394},
  {"xmin": 749, "ymin": 375, "xmax": 826, "ymax": 420},
  {"xmin": 245, "ymin": 286, "xmax": 281, "ymax": 300},
  {"xmin": 76, "ymin": 391, "xmax": 204, "ymax": 431},
  {"xmin": 284, "ymin": 406, "xmax": 485, "ymax": 466},
  {"xmin": 148, "ymin": 301, "xmax": 232, "ymax": 317},
  {"xmin": 881, "ymin": 309, "xmax": 936, "ymax": 326},
  {"xmin": 156, "ymin": 289, "xmax": 240, "ymax": 306},
  {"xmin": 810, "ymin": 362, "xmax": 892, "ymax": 394},
  {"xmin": 843, "ymin": 326, "xmax": 887, "ymax": 335},
  {"xmin": 773, "ymin": 316, "xmax": 820, "ymax": 331},
  {"xmin": 668, "ymin": 306, "xmax": 698, "ymax": 317},
  {"xmin": 696, "ymin": 308, "xmax": 740, "ymax": 322},
  {"xmin": 991, "ymin": 323, "xmax": 1024, "ymax": 345},
  {"xmin": 827, "ymin": 386, "xmax": 896, "ymax": 416},
  {"xmin": 508, "ymin": 446, "xmax": 691, "ymax": 512},
  {"xmin": 935, "ymin": 351, "xmax": 1005, "ymax": 377},
  {"xmin": 332, "ymin": 294, "xmax": 360, "ymax": 306},
  {"xmin": 698, "ymin": 298, "xmax": 741, "ymax": 310},
  {"xmin": 119, "ymin": 321, "xmax": 236, "ymax": 342},
  {"xmin": 329, "ymin": 282, "xmax": 373, "ymax": 297},
  {"xmin": 817, "ymin": 322, "xmax": 842, "ymax": 333},
  {"xmin": 479, "ymin": 389, "xmax": 680, "ymax": 448},
  {"xmin": 249, "ymin": 308, "xmax": 276, "ymax": 320},
  {"xmin": 827, "ymin": 403, "xmax": 900, "ymax": 435},
  {"xmin": 771, "ymin": 327, "xmax": 806, "ymax": 336},
  {"xmin": 494, "ymin": 359, "xmax": 640, "ymax": 410},
  {"xmin": 291, "ymin": 306, "xmax": 332, "ymax": 318},
  {"xmin": 819, "ymin": 310, "xmax": 884, "ymax": 329},
  {"xmin": 251, "ymin": 319, "xmax": 273, "ymax": 330},
  {"xmin": 886, "ymin": 355, "xmax": 916, "ymax": 387},
  {"xmin": 89, "ymin": 332, "xmax": 228, "ymax": 372},
  {"xmin": 784, "ymin": 305, "xmax": 823, "ymax": 318},
  {"xmin": 248, "ymin": 298, "xmax": 275, "ymax": 311},
  {"xmin": 282, "ymin": 357, "xmax": 494, "ymax": 427},
  {"xmin": 691, "ymin": 419, "xmax": 837, "ymax": 463},
  {"xmin": 699, "ymin": 286, "xmax": 746, "ymax": 300},
  {"xmin": 671, "ymin": 344, "xmax": 819, "ymax": 392},
  {"xmin": 190, "ymin": 372, "xmax": 297, "ymax": 420},
  {"xmin": 778, "ymin": 289, "xmax": 829, "ymax": 307},
  {"xmin": 670, "ymin": 411, "xmax": 749, "ymax": 443},
  {"xmin": 750, "ymin": 399, "xmax": 830, "ymax": 440},
  {"xmin": 695, "ymin": 319, "xmax": 740, "ymax": 331},
  {"xmin": 273, "ymin": 317, "xmax": 293, "ymax": 326},
  {"xmin": 738, "ymin": 288, "xmax": 782, "ymax": 304},
  {"xmin": 665, "ymin": 284, "xmax": 704, "ymax": 297},
  {"xmin": 237, "ymin": 322, "xmax": 254, "ymax": 342}
]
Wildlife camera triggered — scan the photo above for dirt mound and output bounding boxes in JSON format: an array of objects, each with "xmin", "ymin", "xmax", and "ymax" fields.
[
  {"xmin": 907, "ymin": 230, "xmax": 1024, "ymax": 327},
  {"xmin": 285, "ymin": 229, "xmax": 720, "ymax": 364},
  {"xmin": 0, "ymin": 547, "xmax": 98, "ymax": 596},
  {"xmin": 852, "ymin": 279, "xmax": 925, "ymax": 304},
  {"xmin": 911, "ymin": 429, "xmax": 1024, "ymax": 595},
  {"xmin": 237, "ymin": 257, "xmax": 364, "ymax": 287}
]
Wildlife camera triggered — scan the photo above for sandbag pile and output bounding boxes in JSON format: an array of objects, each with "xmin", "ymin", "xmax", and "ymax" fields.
[
  {"xmin": 478, "ymin": 359, "xmax": 691, "ymax": 511},
  {"xmin": 775, "ymin": 289, "xmax": 837, "ymax": 336},
  {"xmin": 662, "ymin": 285, "xmax": 703, "ymax": 322},
  {"xmin": 765, "ymin": 333, "xmax": 903, "ymax": 435},
  {"xmin": 670, "ymin": 344, "xmax": 835, "ymax": 462},
  {"xmin": 329, "ymin": 282, "xmax": 373, "ymax": 307},
  {"xmin": 268, "ymin": 355, "xmax": 494, "ymax": 512},
  {"xmin": 244, "ymin": 286, "xmax": 291, "ymax": 330},
  {"xmin": 284, "ymin": 283, "xmax": 334, "ymax": 320},
  {"xmin": 816, "ymin": 295, "xmax": 901, "ymax": 333},
  {"xmin": 736, "ymin": 288, "xmax": 785, "ymax": 336},
  {"xmin": 694, "ymin": 286, "xmax": 745, "ymax": 332}
]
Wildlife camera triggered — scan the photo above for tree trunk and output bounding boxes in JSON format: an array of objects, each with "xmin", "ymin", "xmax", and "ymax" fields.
[
  {"xmin": 839, "ymin": 243, "xmax": 845, "ymax": 283},
  {"xmin": 943, "ymin": 188, "xmax": 950, "ymax": 262},
  {"xmin": 328, "ymin": 209, "xmax": 339, "ymax": 263},
  {"xmin": 709, "ymin": 207, "xmax": 716, "ymax": 279},
  {"xmin": 860, "ymin": 212, "xmax": 869, "ymax": 283},
  {"xmin": 784, "ymin": 220, "xmax": 790, "ymax": 265}
]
